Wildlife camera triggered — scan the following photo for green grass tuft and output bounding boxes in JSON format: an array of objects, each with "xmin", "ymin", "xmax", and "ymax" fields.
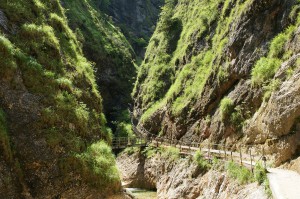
[
  {"xmin": 161, "ymin": 146, "xmax": 180, "ymax": 161},
  {"xmin": 220, "ymin": 97, "xmax": 234, "ymax": 121},
  {"xmin": 251, "ymin": 58, "xmax": 282, "ymax": 86},
  {"xmin": 226, "ymin": 161, "xmax": 253, "ymax": 185},
  {"xmin": 193, "ymin": 151, "xmax": 211, "ymax": 171},
  {"xmin": 75, "ymin": 141, "xmax": 120, "ymax": 188}
]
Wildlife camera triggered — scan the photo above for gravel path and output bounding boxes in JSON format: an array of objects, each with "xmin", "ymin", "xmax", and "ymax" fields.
[{"xmin": 267, "ymin": 168, "xmax": 300, "ymax": 199}]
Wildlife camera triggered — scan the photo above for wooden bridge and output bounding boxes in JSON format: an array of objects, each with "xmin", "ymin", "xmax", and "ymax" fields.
[{"xmin": 112, "ymin": 137, "xmax": 148, "ymax": 149}]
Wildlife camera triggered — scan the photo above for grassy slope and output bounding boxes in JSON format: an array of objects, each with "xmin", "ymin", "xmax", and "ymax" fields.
[
  {"xmin": 134, "ymin": 0, "xmax": 300, "ymax": 126},
  {"xmin": 0, "ymin": 0, "xmax": 120, "ymax": 194}
]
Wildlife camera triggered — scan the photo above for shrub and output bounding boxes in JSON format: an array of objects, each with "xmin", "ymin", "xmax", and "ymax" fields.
[
  {"xmin": 115, "ymin": 122, "xmax": 135, "ymax": 138},
  {"xmin": 113, "ymin": 110, "xmax": 135, "ymax": 138},
  {"xmin": 220, "ymin": 97, "xmax": 234, "ymax": 121},
  {"xmin": 226, "ymin": 161, "xmax": 253, "ymax": 184},
  {"xmin": 254, "ymin": 162, "xmax": 272, "ymax": 197},
  {"xmin": 269, "ymin": 33, "xmax": 289, "ymax": 58},
  {"xmin": 161, "ymin": 146, "xmax": 180, "ymax": 161},
  {"xmin": 230, "ymin": 106, "xmax": 245, "ymax": 131},
  {"xmin": 142, "ymin": 146, "xmax": 158, "ymax": 158},
  {"xmin": 254, "ymin": 162, "xmax": 267, "ymax": 185},
  {"xmin": 193, "ymin": 151, "xmax": 211, "ymax": 170},
  {"xmin": 75, "ymin": 141, "xmax": 120, "ymax": 188},
  {"xmin": 251, "ymin": 57, "xmax": 282, "ymax": 86},
  {"xmin": 21, "ymin": 24, "xmax": 59, "ymax": 48},
  {"xmin": 124, "ymin": 147, "xmax": 139, "ymax": 155},
  {"xmin": 56, "ymin": 77, "xmax": 73, "ymax": 92},
  {"xmin": 263, "ymin": 79, "xmax": 281, "ymax": 101}
]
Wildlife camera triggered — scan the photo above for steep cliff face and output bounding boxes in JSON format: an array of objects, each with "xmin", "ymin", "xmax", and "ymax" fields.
[
  {"xmin": 133, "ymin": 0, "xmax": 300, "ymax": 166},
  {"xmin": 63, "ymin": 0, "xmax": 136, "ymax": 126},
  {"xmin": 106, "ymin": 0, "xmax": 164, "ymax": 57},
  {"xmin": 0, "ymin": 0, "xmax": 122, "ymax": 198}
]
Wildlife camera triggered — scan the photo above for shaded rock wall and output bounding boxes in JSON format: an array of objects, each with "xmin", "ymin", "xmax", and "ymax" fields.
[{"xmin": 107, "ymin": 0, "xmax": 164, "ymax": 57}]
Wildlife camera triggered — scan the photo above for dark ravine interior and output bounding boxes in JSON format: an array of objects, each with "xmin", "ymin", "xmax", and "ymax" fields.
[{"xmin": 0, "ymin": 0, "xmax": 299, "ymax": 198}]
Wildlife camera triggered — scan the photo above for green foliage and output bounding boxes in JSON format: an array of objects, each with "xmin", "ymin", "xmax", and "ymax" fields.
[
  {"xmin": 254, "ymin": 162, "xmax": 272, "ymax": 197},
  {"xmin": 269, "ymin": 33, "xmax": 289, "ymax": 58},
  {"xmin": 0, "ymin": 35, "xmax": 17, "ymax": 80},
  {"xmin": 193, "ymin": 151, "xmax": 211, "ymax": 171},
  {"xmin": 124, "ymin": 147, "xmax": 140, "ymax": 156},
  {"xmin": 226, "ymin": 161, "xmax": 253, "ymax": 185},
  {"xmin": 263, "ymin": 79, "xmax": 281, "ymax": 101},
  {"xmin": 161, "ymin": 146, "xmax": 180, "ymax": 161},
  {"xmin": 251, "ymin": 22, "xmax": 298, "ymax": 87},
  {"xmin": 0, "ymin": 0, "xmax": 120, "ymax": 191},
  {"xmin": 230, "ymin": 105, "xmax": 247, "ymax": 131},
  {"xmin": 142, "ymin": 145, "xmax": 159, "ymax": 158},
  {"xmin": 220, "ymin": 97, "xmax": 234, "ymax": 121},
  {"xmin": 254, "ymin": 162, "xmax": 267, "ymax": 185},
  {"xmin": 251, "ymin": 58, "xmax": 282, "ymax": 86},
  {"xmin": 75, "ymin": 141, "xmax": 120, "ymax": 188},
  {"xmin": 113, "ymin": 110, "xmax": 135, "ymax": 139},
  {"xmin": 264, "ymin": 178, "xmax": 273, "ymax": 197},
  {"xmin": 135, "ymin": 0, "xmax": 242, "ymax": 122}
]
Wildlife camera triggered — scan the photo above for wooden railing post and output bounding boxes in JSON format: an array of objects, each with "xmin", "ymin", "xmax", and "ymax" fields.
[
  {"xmin": 240, "ymin": 148, "xmax": 243, "ymax": 166},
  {"xmin": 250, "ymin": 149, "xmax": 253, "ymax": 173},
  {"xmin": 180, "ymin": 141, "xmax": 182, "ymax": 152},
  {"xmin": 208, "ymin": 143, "xmax": 211, "ymax": 161},
  {"xmin": 224, "ymin": 144, "xmax": 227, "ymax": 161}
]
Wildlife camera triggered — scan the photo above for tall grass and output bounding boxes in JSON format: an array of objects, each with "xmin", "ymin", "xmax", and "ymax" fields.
[
  {"xmin": 226, "ymin": 161, "xmax": 253, "ymax": 184},
  {"xmin": 75, "ymin": 141, "xmax": 120, "ymax": 188},
  {"xmin": 220, "ymin": 97, "xmax": 234, "ymax": 121},
  {"xmin": 193, "ymin": 151, "xmax": 211, "ymax": 171}
]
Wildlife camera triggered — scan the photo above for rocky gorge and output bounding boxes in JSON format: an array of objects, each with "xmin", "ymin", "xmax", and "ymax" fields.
[{"xmin": 0, "ymin": 0, "xmax": 300, "ymax": 198}]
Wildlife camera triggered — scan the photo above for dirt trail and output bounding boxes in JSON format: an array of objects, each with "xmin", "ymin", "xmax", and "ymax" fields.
[{"xmin": 268, "ymin": 168, "xmax": 300, "ymax": 199}]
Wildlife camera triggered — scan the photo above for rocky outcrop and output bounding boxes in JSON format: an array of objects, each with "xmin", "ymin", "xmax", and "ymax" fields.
[
  {"xmin": 133, "ymin": 0, "xmax": 300, "ymax": 166},
  {"xmin": 117, "ymin": 151, "xmax": 268, "ymax": 199},
  {"xmin": 246, "ymin": 63, "xmax": 300, "ymax": 165}
]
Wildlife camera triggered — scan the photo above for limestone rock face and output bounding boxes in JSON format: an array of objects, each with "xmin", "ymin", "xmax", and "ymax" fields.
[
  {"xmin": 246, "ymin": 64, "xmax": 300, "ymax": 165},
  {"xmin": 133, "ymin": 0, "xmax": 300, "ymax": 166},
  {"xmin": 117, "ymin": 152, "xmax": 268, "ymax": 199}
]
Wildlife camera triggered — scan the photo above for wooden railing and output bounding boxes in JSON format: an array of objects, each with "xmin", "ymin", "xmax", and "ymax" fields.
[
  {"xmin": 112, "ymin": 133, "xmax": 266, "ymax": 172},
  {"xmin": 112, "ymin": 111, "xmax": 267, "ymax": 171}
]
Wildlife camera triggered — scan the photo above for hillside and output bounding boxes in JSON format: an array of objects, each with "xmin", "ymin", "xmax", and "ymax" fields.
[
  {"xmin": 0, "ymin": 0, "xmax": 131, "ymax": 198},
  {"xmin": 133, "ymin": 0, "xmax": 300, "ymax": 166}
]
